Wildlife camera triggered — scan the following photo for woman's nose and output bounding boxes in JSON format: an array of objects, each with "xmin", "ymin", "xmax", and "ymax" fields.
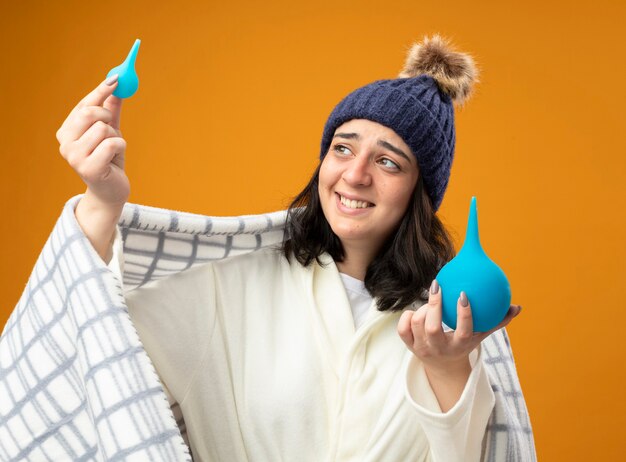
[{"xmin": 342, "ymin": 155, "xmax": 372, "ymax": 186}]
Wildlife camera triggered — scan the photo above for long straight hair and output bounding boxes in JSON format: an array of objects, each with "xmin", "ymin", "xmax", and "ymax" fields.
[{"xmin": 281, "ymin": 162, "xmax": 457, "ymax": 311}]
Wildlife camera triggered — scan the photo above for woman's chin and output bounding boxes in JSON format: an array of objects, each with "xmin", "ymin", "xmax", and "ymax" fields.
[{"xmin": 331, "ymin": 227, "xmax": 372, "ymax": 246}]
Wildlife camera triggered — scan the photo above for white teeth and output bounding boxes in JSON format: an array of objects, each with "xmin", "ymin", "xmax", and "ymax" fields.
[{"xmin": 339, "ymin": 195, "xmax": 371, "ymax": 209}]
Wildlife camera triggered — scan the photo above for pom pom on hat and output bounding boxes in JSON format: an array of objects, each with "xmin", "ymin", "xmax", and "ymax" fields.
[{"xmin": 398, "ymin": 34, "xmax": 479, "ymax": 105}]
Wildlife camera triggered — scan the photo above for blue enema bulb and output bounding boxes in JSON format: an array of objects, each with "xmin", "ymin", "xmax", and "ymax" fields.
[
  {"xmin": 106, "ymin": 38, "xmax": 141, "ymax": 98},
  {"xmin": 436, "ymin": 196, "xmax": 512, "ymax": 332}
]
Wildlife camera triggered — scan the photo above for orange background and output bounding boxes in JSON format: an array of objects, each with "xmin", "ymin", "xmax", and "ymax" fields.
[{"xmin": 1, "ymin": 0, "xmax": 625, "ymax": 459}]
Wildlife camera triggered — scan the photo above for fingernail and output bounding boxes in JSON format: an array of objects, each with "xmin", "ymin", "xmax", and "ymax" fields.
[
  {"xmin": 430, "ymin": 279, "xmax": 439, "ymax": 295},
  {"xmin": 459, "ymin": 291, "xmax": 469, "ymax": 307},
  {"xmin": 105, "ymin": 74, "xmax": 119, "ymax": 86}
]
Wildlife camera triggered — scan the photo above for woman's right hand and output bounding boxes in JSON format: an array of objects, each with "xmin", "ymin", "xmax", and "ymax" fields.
[
  {"xmin": 56, "ymin": 75, "xmax": 130, "ymax": 264},
  {"xmin": 56, "ymin": 74, "xmax": 130, "ymax": 207}
]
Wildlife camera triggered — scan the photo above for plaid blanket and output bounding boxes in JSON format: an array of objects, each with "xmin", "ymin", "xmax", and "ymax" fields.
[{"xmin": 0, "ymin": 194, "xmax": 536, "ymax": 461}]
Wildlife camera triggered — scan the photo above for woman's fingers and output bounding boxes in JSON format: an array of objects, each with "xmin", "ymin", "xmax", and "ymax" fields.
[
  {"xmin": 61, "ymin": 106, "xmax": 116, "ymax": 146},
  {"xmin": 65, "ymin": 121, "xmax": 119, "ymax": 167},
  {"xmin": 82, "ymin": 136, "xmax": 127, "ymax": 179},
  {"xmin": 399, "ymin": 304, "xmax": 430, "ymax": 352},
  {"xmin": 410, "ymin": 305, "xmax": 428, "ymax": 350},
  {"xmin": 103, "ymin": 94, "xmax": 123, "ymax": 131},
  {"xmin": 75, "ymin": 76, "xmax": 119, "ymax": 114},
  {"xmin": 453, "ymin": 291, "xmax": 474, "ymax": 343},
  {"xmin": 424, "ymin": 280, "xmax": 445, "ymax": 348},
  {"xmin": 57, "ymin": 77, "xmax": 119, "ymax": 143},
  {"xmin": 399, "ymin": 290, "xmax": 524, "ymax": 366},
  {"xmin": 397, "ymin": 310, "xmax": 415, "ymax": 347}
]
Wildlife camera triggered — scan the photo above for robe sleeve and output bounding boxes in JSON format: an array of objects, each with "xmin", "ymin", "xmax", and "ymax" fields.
[{"xmin": 404, "ymin": 344, "xmax": 496, "ymax": 462}]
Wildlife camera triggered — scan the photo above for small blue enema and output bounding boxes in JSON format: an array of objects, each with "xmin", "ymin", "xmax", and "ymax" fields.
[{"xmin": 106, "ymin": 39, "xmax": 141, "ymax": 99}]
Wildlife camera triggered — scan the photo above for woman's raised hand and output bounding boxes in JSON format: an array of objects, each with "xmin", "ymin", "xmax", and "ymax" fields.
[
  {"xmin": 56, "ymin": 75, "xmax": 129, "ymax": 263},
  {"xmin": 56, "ymin": 74, "xmax": 129, "ymax": 207}
]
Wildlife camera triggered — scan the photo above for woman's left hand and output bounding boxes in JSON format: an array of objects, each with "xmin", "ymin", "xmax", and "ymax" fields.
[
  {"xmin": 397, "ymin": 279, "xmax": 522, "ymax": 412},
  {"xmin": 397, "ymin": 279, "xmax": 522, "ymax": 375}
]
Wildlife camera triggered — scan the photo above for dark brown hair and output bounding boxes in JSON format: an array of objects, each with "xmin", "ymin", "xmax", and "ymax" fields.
[{"xmin": 281, "ymin": 162, "xmax": 457, "ymax": 311}]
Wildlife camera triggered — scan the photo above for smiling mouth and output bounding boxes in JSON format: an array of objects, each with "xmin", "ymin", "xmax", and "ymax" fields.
[{"xmin": 336, "ymin": 193, "xmax": 374, "ymax": 209}]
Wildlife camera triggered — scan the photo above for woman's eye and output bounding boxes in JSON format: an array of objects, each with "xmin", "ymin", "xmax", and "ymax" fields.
[
  {"xmin": 333, "ymin": 144, "xmax": 350, "ymax": 155},
  {"xmin": 379, "ymin": 157, "xmax": 400, "ymax": 170}
]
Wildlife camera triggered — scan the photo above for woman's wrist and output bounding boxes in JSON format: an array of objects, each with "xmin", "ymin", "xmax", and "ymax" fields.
[
  {"xmin": 422, "ymin": 356, "xmax": 472, "ymax": 413},
  {"xmin": 423, "ymin": 356, "xmax": 471, "ymax": 380},
  {"xmin": 82, "ymin": 187, "xmax": 127, "ymax": 212},
  {"xmin": 75, "ymin": 189, "xmax": 125, "ymax": 264}
]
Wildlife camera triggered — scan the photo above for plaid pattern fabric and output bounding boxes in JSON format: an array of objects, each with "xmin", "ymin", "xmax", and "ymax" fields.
[
  {"xmin": 481, "ymin": 328, "xmax": 536, "ymax": 460},
  {"xmin": 0, "ymin": 194, "xmax": 535, "ymax": 461}
]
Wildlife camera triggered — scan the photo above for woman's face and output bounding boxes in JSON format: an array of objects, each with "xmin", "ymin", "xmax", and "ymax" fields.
[{"xmin": 319, "ymin": 118, "xmax": 419, "ymax": 253}]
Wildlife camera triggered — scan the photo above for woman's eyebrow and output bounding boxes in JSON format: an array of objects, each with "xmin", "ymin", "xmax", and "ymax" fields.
[{"xmin": 333, "ymin": 132, "xmax": 411, "ymax": 163}]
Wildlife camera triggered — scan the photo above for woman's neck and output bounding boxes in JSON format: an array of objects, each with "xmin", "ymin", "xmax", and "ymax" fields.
[{"xmin": 335, "ymin": 242, "xmax": 379, "ymax": 281}]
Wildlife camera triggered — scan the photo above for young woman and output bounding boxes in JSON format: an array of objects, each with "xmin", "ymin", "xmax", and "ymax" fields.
[{"xmin": 53, "ymin": 35, "xmax": 535, "ymax": 461}]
